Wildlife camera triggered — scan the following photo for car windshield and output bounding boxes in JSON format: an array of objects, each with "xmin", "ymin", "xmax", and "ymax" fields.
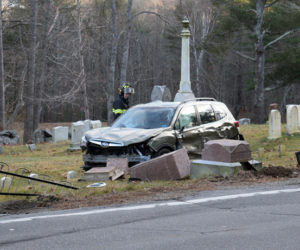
[{"xmin": 112, "ymin": 107, "xmax": 176, "ymax": 129}]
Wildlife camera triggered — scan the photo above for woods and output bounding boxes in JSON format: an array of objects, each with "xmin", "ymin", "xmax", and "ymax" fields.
[{"xmin": 0, "ymin": 0, "xmax": 299, "ymax": 142}]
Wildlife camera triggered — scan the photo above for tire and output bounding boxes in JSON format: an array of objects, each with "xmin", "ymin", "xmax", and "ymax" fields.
[{"xmin": 152, "ymin": 147, "xmax": 172, "ymax": 158}]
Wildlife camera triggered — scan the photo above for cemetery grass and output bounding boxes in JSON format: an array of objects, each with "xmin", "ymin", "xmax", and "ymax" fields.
[{"xmin": 1, "ymin": 124, "xmax": 300, "ymax": 214}]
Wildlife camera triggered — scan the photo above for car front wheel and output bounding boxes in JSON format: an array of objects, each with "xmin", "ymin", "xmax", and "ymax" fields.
[{"xmin": 152, "ymin": 147, "xmax": 172, "ymax": 158}]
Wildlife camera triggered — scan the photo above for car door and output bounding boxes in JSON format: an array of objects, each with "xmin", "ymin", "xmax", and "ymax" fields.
[
  {"xmin": 196, "ymin": 103, "xmax": 221, "ymax": 151},
  {"xmin": 174, "ymin": 105, "xmax": 200, "ymax": 153}
]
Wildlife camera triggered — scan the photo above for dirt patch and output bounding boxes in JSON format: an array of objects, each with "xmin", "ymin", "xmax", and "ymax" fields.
[
  {"xmin": 259, "ymin": 166, "xmax": 298, "ymax": 178},
  {"xmin": 1, "ymin": 167, "xmax": 300, "ymax": 215}
]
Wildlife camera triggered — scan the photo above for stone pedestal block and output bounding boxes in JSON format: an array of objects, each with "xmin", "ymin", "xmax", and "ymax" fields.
[
  {"xmin": 129, "ymin": 148, "xmax": 190, "ymax": 181},
  {"xmin": 201, "ymin": 139, "xmax": 251, "ymax": 163},
  {"xmin": 190, "ymin": 160, "xmax": 241, "ymax": 179},
  {"xmin": 52, "ymin": 126, "xmax": 69, "ymax": 143}
]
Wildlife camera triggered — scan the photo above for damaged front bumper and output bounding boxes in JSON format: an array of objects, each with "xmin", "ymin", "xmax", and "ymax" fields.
[{"xmin": 83, "ymin": 153, "xmax": 151, "ymax": 167}]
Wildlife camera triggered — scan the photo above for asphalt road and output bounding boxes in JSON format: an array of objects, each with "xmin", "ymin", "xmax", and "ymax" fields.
[{"xmin": 1, "ymin": 183, "xmax": 300, "ymax": 250}]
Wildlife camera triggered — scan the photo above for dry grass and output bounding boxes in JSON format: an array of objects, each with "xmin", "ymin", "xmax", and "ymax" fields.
[
  {"xmin": 239, "ymin": 124, "xmax": 300, "ymax": 167},
  {"xmin": 1, "ymin": 123, "xmax": 300, "ymax": 203}
]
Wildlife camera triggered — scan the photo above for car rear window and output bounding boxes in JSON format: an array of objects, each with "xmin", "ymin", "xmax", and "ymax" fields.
[{"xmin": 212, "ymin": 104, "xmax": 227, "ymax": 120}]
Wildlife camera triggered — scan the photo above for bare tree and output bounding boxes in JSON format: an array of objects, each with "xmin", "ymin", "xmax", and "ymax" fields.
[
  {"xmin": 0, "ymin": 0, "xmax": 5, "ymax": 130},
  {"xmin": 76, "ymin": 0, "xmax": 89, "ymax": 119},
  {"xmin": 33, "ymin": 0, "xmax": 51, "ymax": 130},
  {"xmin": 23, "ymin": 0, "xmax": 38, "ymax": 143},
  {"xmin": 107, "ymin": 0, "xmax": 118, "ymax": 124}
]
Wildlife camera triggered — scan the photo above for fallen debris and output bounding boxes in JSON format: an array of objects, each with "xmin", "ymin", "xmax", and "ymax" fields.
[
  {"xmin": 81, "ymin": 166, "xmax": 122, "ymax": 181},
  {"xmin": 0, "ymin": 162, "xmax": 78, "ymax": 197},
  {"xmin": 106, "ymin": 158, "xmax": 129, "ymax": 175},
  {"xmin": 87, "ymin": 182, "xmax": 106, "ymax": 188},
  {"xmin": 129, "ymin": 148, "xmax": 190, "ymax": 181}
]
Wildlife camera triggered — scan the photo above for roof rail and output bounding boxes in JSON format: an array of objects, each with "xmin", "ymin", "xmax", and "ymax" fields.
[{"xmin": 181, "ymin": 97, "xmax": 216, "ymax": 103}]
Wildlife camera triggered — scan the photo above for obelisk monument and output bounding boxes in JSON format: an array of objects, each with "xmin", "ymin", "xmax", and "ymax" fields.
[{"xmin": 174, "ymin": 17, "xmax": 195, "ymax": 102}]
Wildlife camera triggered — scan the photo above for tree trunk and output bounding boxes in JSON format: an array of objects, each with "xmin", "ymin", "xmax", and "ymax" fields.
[
  {"xmin": 0, "ymin": 0, "xmax": 5, "ymax": 130},
  {"xmin": 24, "ymin": 0, "xmax": 38, "ymax": 143},
  {"xmin": 33, "ymin": 0, "xmax": 51, "ymax": 130},
  {"xmin": 253, "ymin": 0, "xmax": 266, "ymax": 124},
  {"xmin": 120, "ymin": 0, "xmax": 133, "ymax": 85},
  {"xmin": 107, "ymin": 0, "xmax": 118, "ymax": 125},
  {"xmin": 77, "ymin": 0, "xmax": 89, "ymax": 119}
]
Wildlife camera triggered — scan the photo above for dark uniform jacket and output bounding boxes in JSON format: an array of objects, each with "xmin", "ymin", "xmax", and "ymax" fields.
[{"xmin": 112, "ymin": 95, "xmax": 129, "ymax": 120}]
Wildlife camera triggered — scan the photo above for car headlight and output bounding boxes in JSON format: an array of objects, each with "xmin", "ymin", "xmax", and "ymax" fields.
[{"xmin": 80, "ymin": 136, "xmax": 87, "ymax": 148}]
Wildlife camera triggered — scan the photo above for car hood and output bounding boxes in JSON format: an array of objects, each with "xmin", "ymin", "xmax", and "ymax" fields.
[{"xmin": 84, "ymin": 127, "xmax": 166, "ymax": 146}]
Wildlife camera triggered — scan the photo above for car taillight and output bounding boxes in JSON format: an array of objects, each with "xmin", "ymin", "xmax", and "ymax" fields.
[{"xmin": 234, "ymin": 121, "xmax": 239, "ymax": 128}]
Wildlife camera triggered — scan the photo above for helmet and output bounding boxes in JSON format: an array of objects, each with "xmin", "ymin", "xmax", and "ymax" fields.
[{"xmin": 119, "ymin": 83, "xmax": 135, "ymax": 95}]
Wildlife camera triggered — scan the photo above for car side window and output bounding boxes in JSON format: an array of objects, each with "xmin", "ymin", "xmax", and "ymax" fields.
[
  {"xmin": 175, "ymin": 106, "xmax": 197, "ymax": 129},
  {"xmin": 213, "ymin": 105, "xmax": 227, "ymax": 121},
  {"xmin": 197, "ymin": 104, "xmax": 216, "ymax": 124}
]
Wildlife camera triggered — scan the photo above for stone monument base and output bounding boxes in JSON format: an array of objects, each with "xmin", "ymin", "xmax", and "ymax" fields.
[{"xmin": 174, "ymin": 91, "xmax": 195, "ymax": 102}]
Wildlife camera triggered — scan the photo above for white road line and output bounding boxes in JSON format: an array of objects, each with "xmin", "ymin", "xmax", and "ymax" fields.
[{"xmin": 1, "ymin": 187, "xmax": 300, "ymax": 224}]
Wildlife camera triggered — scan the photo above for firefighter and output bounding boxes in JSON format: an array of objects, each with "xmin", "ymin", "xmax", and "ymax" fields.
[{"xmin": 112, "ymin": 83, "xmax": 135, "ymax": 120}]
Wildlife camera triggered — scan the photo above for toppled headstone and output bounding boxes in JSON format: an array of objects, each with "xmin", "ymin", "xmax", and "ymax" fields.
[
  {"xmin": 201, "ymin": 139, "xmax": 251, "ymax": 163},
  {"xmin": 248, "ymin": 160, "xmax": 262, "ymax": 171},
  {"xmin": 33, "ymin": 128, "xmax": 52, "ymax": 143},
  {"xmin": 286, "ymin": 105, "xmax": 299, "ymax": 135},
  {"xmin": 268, "ymin": 109, "xmax": 281, "ymax": 139},
  {"xmin": 129, "ymin": 148, "xmax": 190, "ymax": 181},
  {"xmin": 238, "ymin": 118, "xmax": 251, "ymax": 125},
  {"xmin": 106, "ymin": 158, "xmax": 128, "ymax": 175},
  {"xmin": 67, "ymin": 171, "xmax": 78, "ymax": 180},
  {"xmin": 151, "ymin": 85, "xmax": 172, "ymax": 102},
  {"xmin": 190, "ymin": 160, "xmax": 242, "ymax": 178},
  {"xmin": 0, "ymin": 130, "xmax": 20, "ymax": 145},
  {"xmin": 81, "ymin": 166, "xmax": 116, "ymax": 181},
  {"xmin": 52, "ymin": 126, "xmax": 69, "ymax": 143},
  {"xmin": 1, "ymin": 177, "xmax": 12, "ymax": 189}
]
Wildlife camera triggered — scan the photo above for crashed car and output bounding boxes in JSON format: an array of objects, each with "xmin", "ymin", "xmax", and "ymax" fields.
[{"xmin": 81, "ymin": 98, "xmax": 243, "ymax": 170}]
